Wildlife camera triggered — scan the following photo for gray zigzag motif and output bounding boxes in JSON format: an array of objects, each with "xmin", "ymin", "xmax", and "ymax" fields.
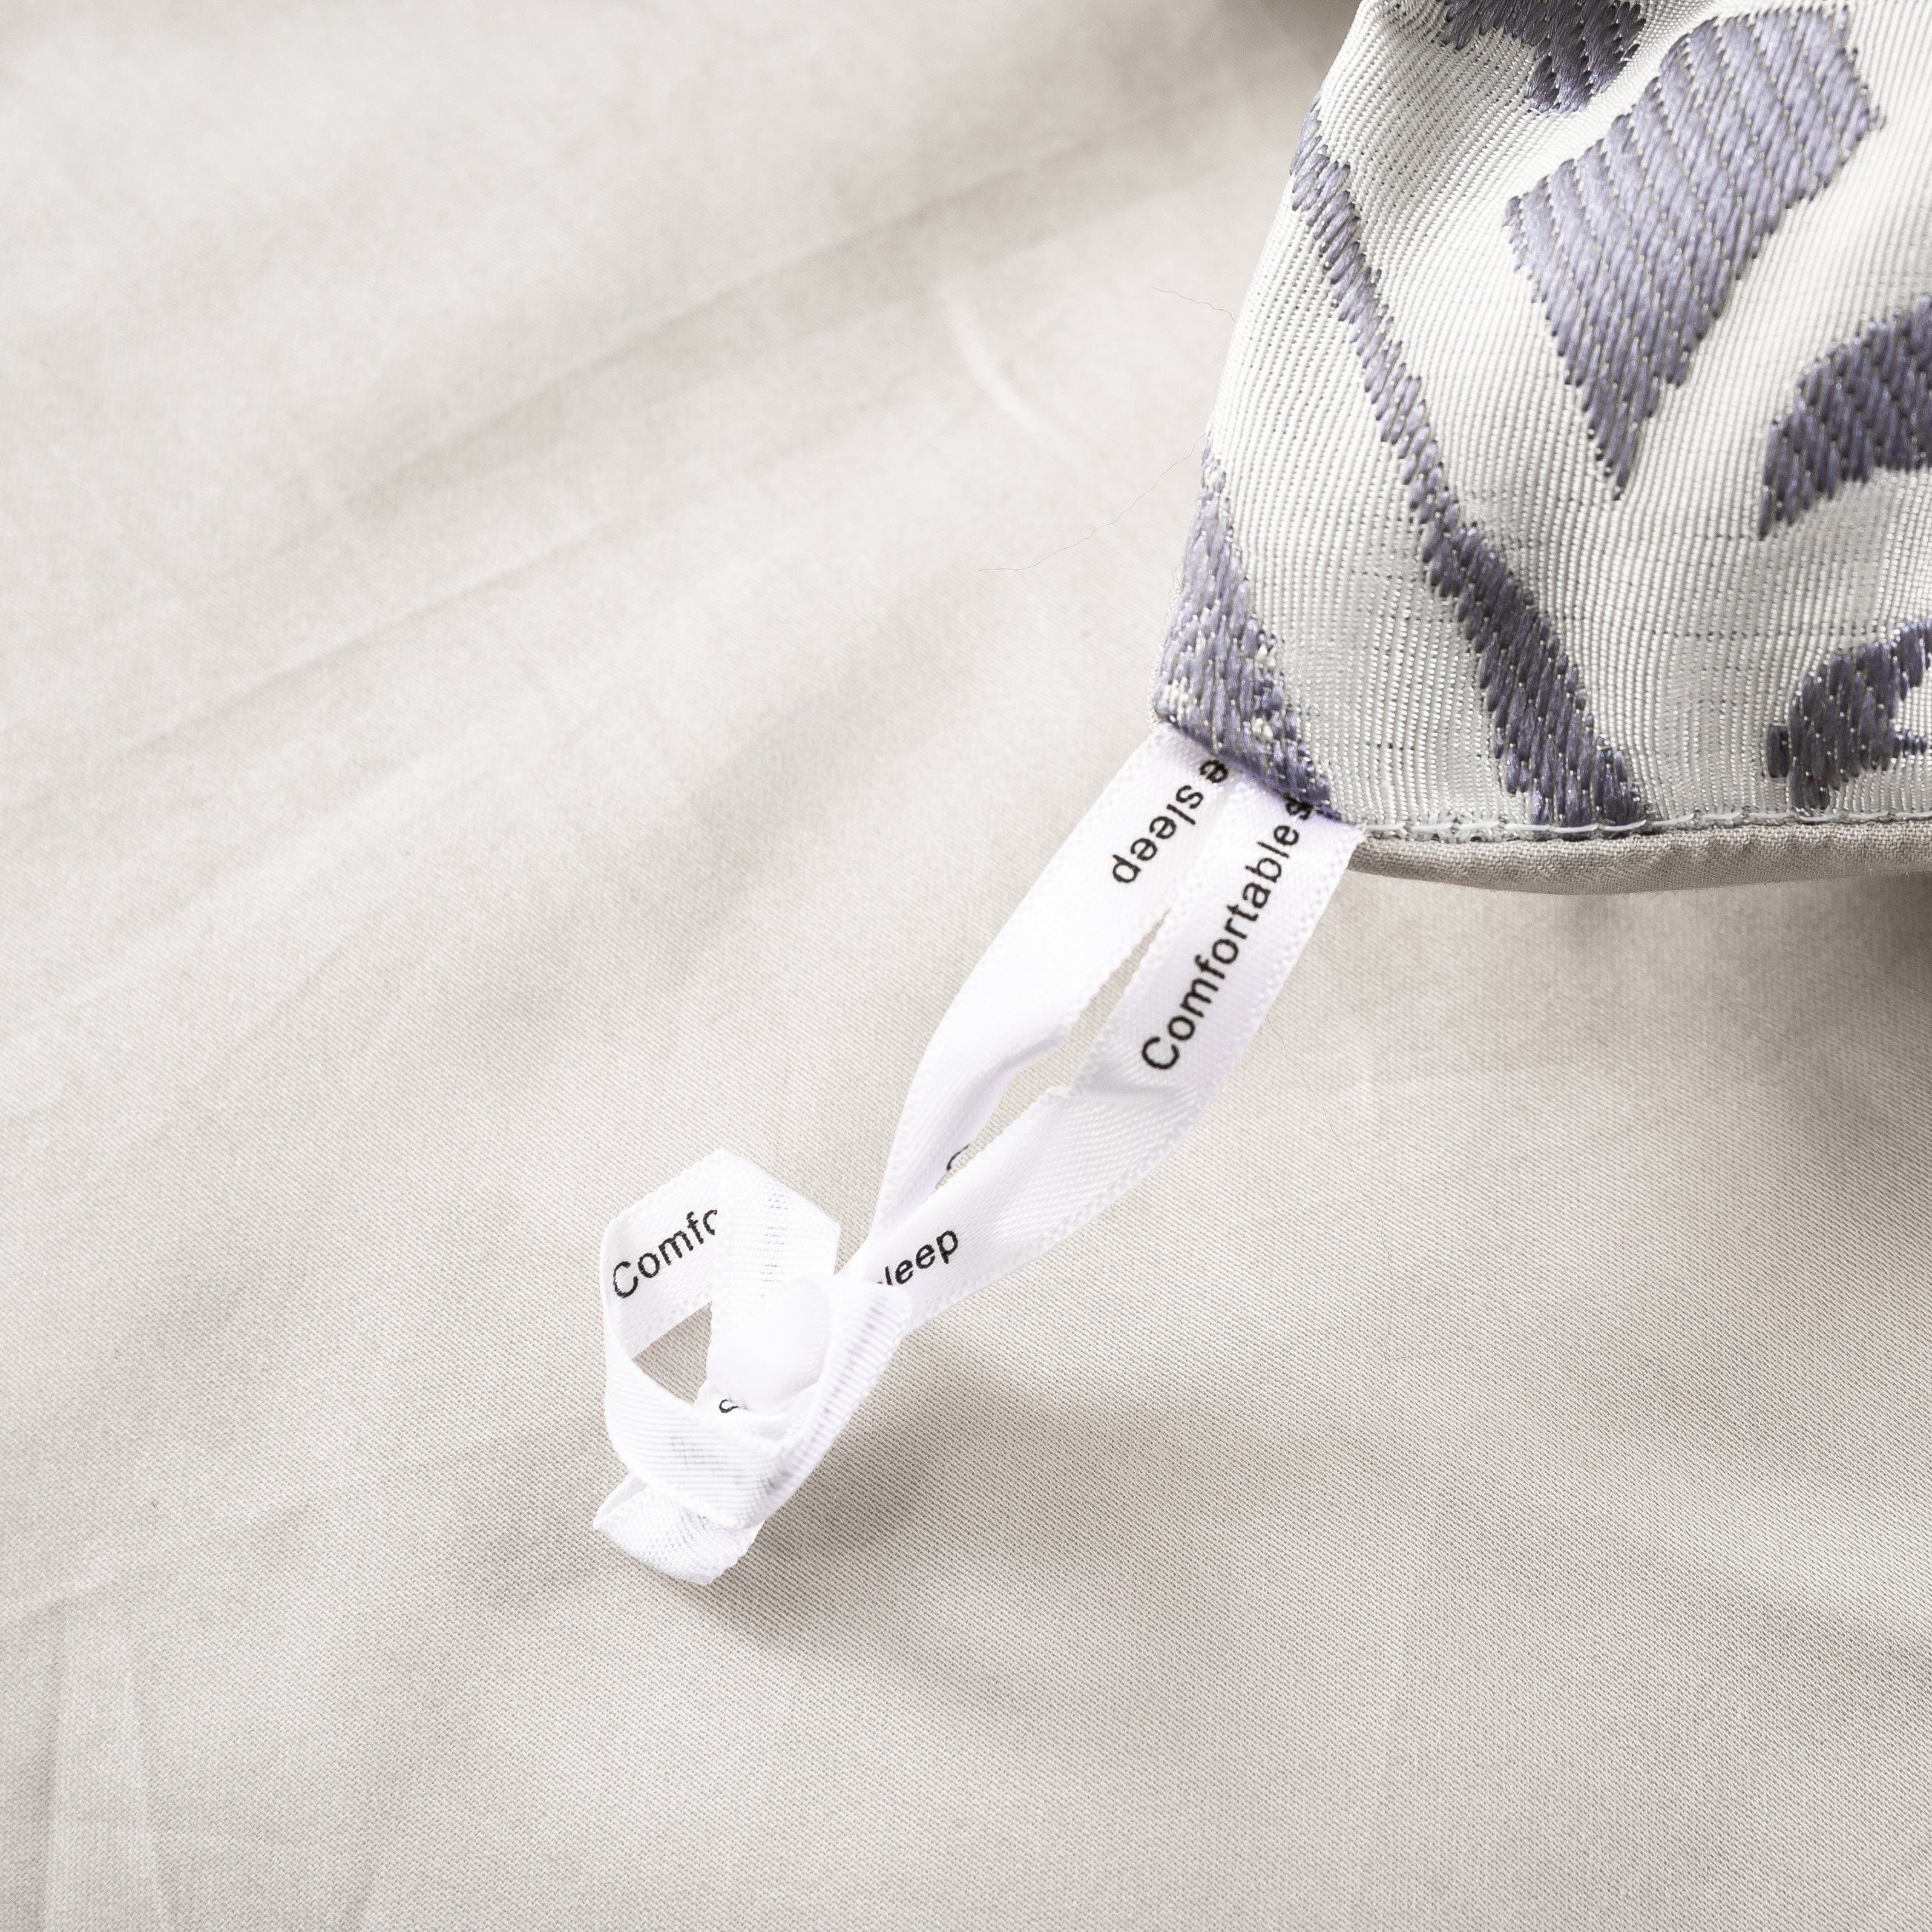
[
  {"xmin": 1505, "ymin": 10, "xmax": 1875, "ymax": 490},
  {"xmin": 1760, "ymin": 297, "xmax": 1932, "ymax": 536},
  {"xmin": 1766, "ymin": 622, "xmax": 1931, "ymax": 809},
  {"xmin": 1154, "ymin": 453, "xmax": 1332, "ymax": 810},
  {"xmin": 1442, "ymin": 0, "xmax": 1645, "ymax": 111},
  {"xmin": 1291, "ymin": 107, "xmax": 1644, "ymax": 828}
]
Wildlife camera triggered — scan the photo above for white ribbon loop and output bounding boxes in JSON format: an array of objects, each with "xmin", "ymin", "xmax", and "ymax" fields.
[
  {"xmin": 595, "ymin": 1152, "xmax": 912, "ymax": 1583},
  {"xmin": 594, "ymin": 729, "xmax": 1362, "ymax": 1583},
  {"xmin": 868, "ymin": 728, "xmax": 1238, "ymax": 1237}
]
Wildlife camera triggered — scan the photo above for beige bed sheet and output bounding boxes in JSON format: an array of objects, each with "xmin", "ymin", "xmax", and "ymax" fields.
[{"xmin": 5, "ymin": 2, "xmax": 1932, "ymax": 1925}]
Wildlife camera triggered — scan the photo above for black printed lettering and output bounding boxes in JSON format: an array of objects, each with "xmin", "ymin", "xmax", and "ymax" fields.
[
  {"xmin": 879, "ymin": 1229, "xmax": 961, "ymax": 1286},
  {"xmin": 1143, "ymin": 822, "xmax": 1306, "ymax": 1071},
  {"xmin": 1178, "ymin": 977, "xmax": 1218, "ymax": 1020},
  {"xmin": 1111, "ymin": 759, "xmax": 1234, "ymax": 884},
  {"xmin": 613, "ymin": 1202, "xmax": 720, "ymax": 1295}
]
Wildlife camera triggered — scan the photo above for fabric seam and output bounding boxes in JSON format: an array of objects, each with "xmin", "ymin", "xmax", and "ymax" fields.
[{"xmin": 1359, "ymin": 805, "xmax": 1932, "ymax": 843}]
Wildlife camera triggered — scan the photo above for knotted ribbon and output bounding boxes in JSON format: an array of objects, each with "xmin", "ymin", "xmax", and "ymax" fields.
[{"xmin": 594, "ymin": 728, "xmax": 1361, "ymax": 1582}]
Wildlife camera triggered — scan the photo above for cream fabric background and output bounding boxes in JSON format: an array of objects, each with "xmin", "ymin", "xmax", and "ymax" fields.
[{"xmin": 6, "ymin": 3, "xmax": 1932, "ymax": 1925}]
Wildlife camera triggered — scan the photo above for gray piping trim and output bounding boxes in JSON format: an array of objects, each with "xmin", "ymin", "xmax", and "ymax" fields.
[
  {"xmin": 1760, "ymin": 295, "xmax": 1932, "ymax": 535},
  {"xmin": 1764, "ymin": 621, "xmax": 1930, "ymax": 810},
  {"xmin": 1354, "ymin": 819, "xmax": 1932, "ymax": 892},
  {"xmin": 1152, "ymin": 450, "xmax": 1332, "ymax": 810},
  {"xmin": 1442, "ymin": 0, "xmax": 1646, "ymax": 112},
  {"xmin": 1353, "ymin": 803, "xmax": 1932, "ymax": 840},
  {"xmin": 1290, "ymin": 105, "xmax": 1646, "ymax": 829},
  {"xmin": 1505, "ymin": 9, "xmax": 1876, "ymax": 490}
]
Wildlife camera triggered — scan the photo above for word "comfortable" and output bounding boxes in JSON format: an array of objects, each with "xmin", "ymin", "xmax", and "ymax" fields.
[
  {"xmin": 1140, "ymin": 807, "xmax": 1312, "ymax": 1071},
  {"xmin": 612, "ymin": 1208, "xmax": 717, "ymax": 1296},
  {"xmin": 1110, "ymin": 757, "xmax": 1229, "ymax": 883}
]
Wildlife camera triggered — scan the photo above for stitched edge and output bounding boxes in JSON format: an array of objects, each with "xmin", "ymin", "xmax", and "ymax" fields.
[{"xmin": 1357, "ymin": 803, "xmax": 1932, "ymax": 843}]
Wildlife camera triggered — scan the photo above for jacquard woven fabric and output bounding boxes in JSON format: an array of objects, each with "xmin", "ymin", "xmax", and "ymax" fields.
[{"xmin": 1155, "ymin": 1, "xmax": 1932, "ymax": 883}]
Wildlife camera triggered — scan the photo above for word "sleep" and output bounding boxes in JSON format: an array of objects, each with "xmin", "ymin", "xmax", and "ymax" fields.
[
  {"xmin": 1110, "ymin": 757, "xmax": 1229, "ymax": 883},
  {"xmin": 878, "ymin": 1229, "xmax": 959, "ymax": 1286}
]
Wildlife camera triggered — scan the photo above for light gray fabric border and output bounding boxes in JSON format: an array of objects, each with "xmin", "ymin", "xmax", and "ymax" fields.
[{"xmin": 1353, "ymin": 815, "xmax": 1932, "ymax": 892}]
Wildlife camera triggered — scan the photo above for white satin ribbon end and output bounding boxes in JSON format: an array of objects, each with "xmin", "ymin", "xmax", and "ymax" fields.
[{"xmin": 594, "ymin": 1474, "xmax": 761, "ymax": 1585}]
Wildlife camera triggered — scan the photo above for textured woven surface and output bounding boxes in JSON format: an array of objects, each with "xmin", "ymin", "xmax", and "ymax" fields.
[{"xmin": 1158, "ymin": 1, "xmax": 1932, "ymax": 868}]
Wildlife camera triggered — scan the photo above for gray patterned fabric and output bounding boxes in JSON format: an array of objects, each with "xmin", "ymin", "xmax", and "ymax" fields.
[
  {"xmin": 1505, "ymin": 10, "xmax": 1874, "ymax": 490},
  {"xmin": 1768, "ymin": 622, "xmax": 1931, "ymax": 810},
  {"xmin": 1442, "ymin": 0, "xmax": 1647, "ymax": 110},
  {"xmin": 1154, "ymin": 454, "xmax": 1330, "ymax": 806},
  {"xmin": 1157, "ymin": 0, "xmax": 1932, "ymax": 880},
  {"xmin": 1761, "ymin": 296, "xmax": 1932, "ymax": 536},
  {"xmin": 1284, "ymin": 113, "xmax": 1641, "ymax": 827}
]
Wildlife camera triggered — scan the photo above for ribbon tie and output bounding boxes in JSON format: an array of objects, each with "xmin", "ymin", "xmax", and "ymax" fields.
[{"xmin": 594, "ymin": 729, "xmax": 1361, "ymax": 1582}]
